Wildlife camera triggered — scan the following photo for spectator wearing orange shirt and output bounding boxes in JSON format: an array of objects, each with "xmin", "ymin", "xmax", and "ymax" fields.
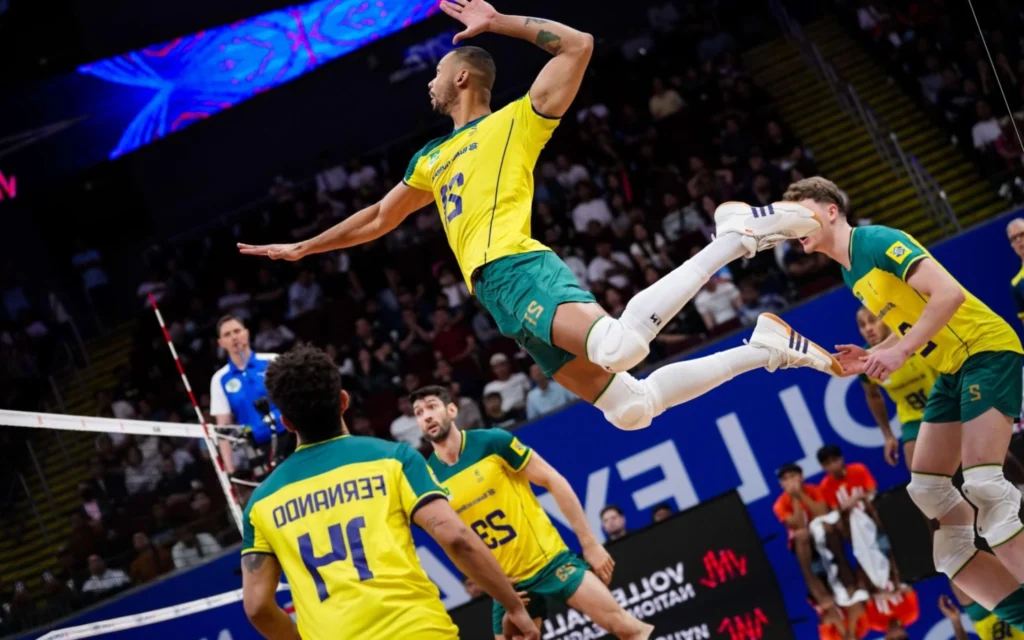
[
  {"xmin": 815, "ymin": 598, "xmax": 869, "ymax": 640},
  {"xmin": 864, "ymin": 586, "xmax": 918, "ymax": 639},
  {"xmin": 817, "ymin": 445, "xmax": 877, "ymax": 513},
  {"xmin": 773, "ymin": 462, "xmax": 858, "ymax": 611}
]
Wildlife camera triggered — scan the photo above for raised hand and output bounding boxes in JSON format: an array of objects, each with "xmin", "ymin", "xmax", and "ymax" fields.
[
  {"xmin": 237, "ymin": 242, "xmax": 307, "ymax": 261},
  {"xmin": 834, "ymin": 344, "xmax": 868, "ymax": 376},
  {"xmin": 439, "ymin": 0, "xmax": 499, "ymax": 44}
]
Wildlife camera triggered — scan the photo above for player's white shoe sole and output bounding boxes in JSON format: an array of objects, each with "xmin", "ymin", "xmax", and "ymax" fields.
[
  {"xmin": 748, "ymin": 313, "xmax": 844, "ymax": 376},
  {"xmin": 714, "ymin": 201, "xmax": 822, "ymax": 258}
]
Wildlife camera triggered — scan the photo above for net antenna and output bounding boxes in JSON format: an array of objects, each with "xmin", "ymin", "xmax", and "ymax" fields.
[{"xmin": 967, "ymin": 0, "xmax": 1024, "ymax": 154}]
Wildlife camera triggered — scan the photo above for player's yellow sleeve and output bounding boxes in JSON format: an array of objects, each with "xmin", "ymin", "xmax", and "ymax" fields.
[
  {"xmin": 486, "ymin": 429, "xmax": 533, "ymax": 472},
  {"xmin": 866, "ymin": 226, "xmax": 928, "ymax": 281},
  {"xmin": 403, "ymin": 136, "xmax": 443, "ymax": 192},
  {"xmin": 395, "ymin": 442, "xmax": 449, "ymax": 519},
  {"xmin": 513, "ymin": 93, "xmax": 560, "ymax": 159},
  {"xmin": 241, "ymin": 503, "xmax": 272, "ymax": 556}
]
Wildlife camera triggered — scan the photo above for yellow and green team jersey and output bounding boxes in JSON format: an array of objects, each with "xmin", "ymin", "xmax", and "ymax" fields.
[
  {"xmin": 861, "ymin": 351, "xmax": 940, "ymax": 424},
  {"xmin": 842, "ymin": 225, "xmax": 1022, "ymax": 374},
  {"xmin": 241, "ymin": 435, "xmax": 457, "ymax": 640},
  {"xmin": 967, "ymin": 602, "xmax": 1024, "ymax": 640},
  {"xmin": 428, "ymin": 429, "xmax": 569, "ymax": 583},
  {"xmin": 1010, "ymin": 265, "xmax": 1024, "ymax": 321},
  {"xmin": 404, "ymin": 93, "xmax": 558, "ymax": 291}
]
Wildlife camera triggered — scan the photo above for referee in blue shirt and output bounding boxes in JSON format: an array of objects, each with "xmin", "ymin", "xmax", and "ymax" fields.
[{"xmin": 209, "ymin": 315, "xmax": 286, "ymax": 473}]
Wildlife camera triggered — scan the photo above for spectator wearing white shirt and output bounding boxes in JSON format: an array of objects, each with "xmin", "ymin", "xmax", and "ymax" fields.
[
  {"xmin": 572, "ymin": 182, "xmax": 614, "ymax": 233},
  {"xmin": 694, "ymin": 277, "xmax": 742, "ymax": 330},
  {"xmin": 482, "ymin": 353, "xmax": 531, "ymax": 413},
  {"xmin": 288, "ymin": 269, "xmax": 323, "ymax": 319},
  {"xmin": 253, "ymin": 317, "xmax": 296, "ymax": 352},
  {"xmin": 555, "ymin": 154, "xmax": 590, "ymax": 191},
  {"xmin": 157, "ymin": 439, "xmax": 196, "ymax": 475},
  {"xmin": 587, "ymin": 240, "xmax": 635, "ymax": 291},
  {"xmin": 123, "ymin": 446, "xmax": 161, "ymax": 496},
  {"xmin": 315, "ymin": 154, "xmax": 349, "ymax": 197},
  {"xmin": 171, "ymin": 529, "xmax": 224, "ymax": 570},
  {"xmin": 81, "ymin": 555, "xmax": 130, "ymax": 596},
  {"xmin": 629, "ymin": 224, "xmax": 673, "ymax": 271},
  {"xmin": 217, "ymin": 278, "xmax": 252, "ymax": 321},
  {"xmin": 649, "ymin": 77, "xmax": 685, "ymax": 121},
  {"xmin": 526, "ymin": 364, "xmax": 577, "ymax": 420},
  {"xmin": 390, "ymin": 396, "xmax": 423, "ymax": 447},
  {"xmin": 972, "ymin": 101, "xmax": 1002, "ymax": 150},
  {"xmin": 346, "ymin": 159, "xmax": 378, "ymax": 190}
]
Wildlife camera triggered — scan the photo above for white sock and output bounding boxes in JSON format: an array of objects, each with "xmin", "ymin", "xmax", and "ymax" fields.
[
  {"xmin": 621, "ymin": 234, "xmax": 747, "ymax": 342},
  {"xmin": 646, "ymin": 345, "xmax": 769, "ymax": 409}
]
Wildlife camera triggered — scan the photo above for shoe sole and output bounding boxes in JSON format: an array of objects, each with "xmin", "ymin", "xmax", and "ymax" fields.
[
  {"xmin": 717, "ymin": 201, "xmax": 824, "ymax": 235},
  {"xmin": 760, "ymin": 313, "xmax": 844, "ymax": 376}
]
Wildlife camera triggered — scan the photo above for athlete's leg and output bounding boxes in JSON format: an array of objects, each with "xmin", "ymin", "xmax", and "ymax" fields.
[
  {"xmin": 902, "ymin": 439, "xmax": 916, "ymax": 472},
  {"xmin": 565, "ymin": 571, "xmax": 653, "ymax": 640},
  {"xmin": 908, "ymin": 422, "xmax": 1023, "ymax": 613},
  {"xmin": 961, "ymin": 408, "xmax": 1024, "ymax": 582},
  {"xmin": 792, "ymin": 529, "xmax": 834, "ymax": 606}
]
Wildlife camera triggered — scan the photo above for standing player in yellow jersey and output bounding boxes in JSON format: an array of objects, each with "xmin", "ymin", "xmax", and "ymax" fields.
[
  {"xmin": 856, "ymin": 306, "xmax": 940, "ymax": 469},
  {"xmin": 238, "ymin": 345, "xmax": 537, "ymax": 640},
  {"xmin": 239, "ymin": 0, "xmax": 842, "ymax": 434},
  {"xmin": 781, "ymin": 176, "xmax": 1024, "ymax": 630},
  {"xmin": 410, "ymin": 385, "xmax": 654, "ymax": 640}
]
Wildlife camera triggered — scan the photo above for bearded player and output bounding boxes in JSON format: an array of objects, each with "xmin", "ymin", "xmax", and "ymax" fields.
[
  {"xmin": 782, "ymin": 176, "xmax": 1024, "ymax": 629},
  {"xmin": 409, "ymin": 385, "xmax": 653, "ymax": 640},
  {"xmin": 239, "ymin": 0, "xmax": 841, "ymax": 434}
]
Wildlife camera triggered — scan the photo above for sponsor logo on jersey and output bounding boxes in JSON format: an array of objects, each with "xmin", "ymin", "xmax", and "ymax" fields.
[
  {"xmin": 427, "ymin": 148, "xmax": 441, "ymax": 169},
  {"xmin": 510, "ymin": 437, "xmax": 528, "ymax": 456},
  {"xmin": 225, "ymin": 378, "xmax": 242, "ymax": 393},
  {"xmin": 877, "ymin": 302, "xmax": 895, "ymax": 320},
  {"xmin": 885, "ymin": 241, "xmax": 912, "ymax": 264}
]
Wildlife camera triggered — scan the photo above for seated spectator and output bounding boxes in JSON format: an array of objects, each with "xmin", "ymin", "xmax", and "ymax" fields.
[
  {"xmin": 123, "ymin": 446, "xmax": 161, "ymax": 496},
  {"xmin": 315, "ymin": 153, "xmax": 348, "ymax": 198},
  {"xmin": 572, "ymin": 181, "xmax": 614, "ymax": 233},
  {"xmin": 171, "ymin": 528, "xmax": 223, "ymax": 571},
  {"xmin": 397, "ymin": 309, "xmax": 433, "ymax": 354},
  {"xmin": 128, "ymin": 532, "xmax": 174, "ymax": 585},
  {"xmin": 525, "ymin": 364, "xmax": 577, "ymax": 420},
  {"xmin": 604, "ymin": 287, "xmax": 626, "ymax": 318},
  {"xmin": 694, "ymin": 276, "xmax": 742, "ymax": 330},
  {"xmin": 817, "ymin": 445, "xmax": 877, "ymax": 513},
  {"xmin": 288, "ymin": 269, "xmax": 323, "ymax": 319},
  {"xmin": 438, "ymin": 267, "xmax": 469, "ymax": 312},
  {"xmin": 973, "ymin": 101, "xmax": 1003, "ymax": 163},
  {"xmin": 652, "ymin": 503, "xmax": 673, "ymax": 524},
  {"xmin": 217, "ymin": 278, "xmax": 252, "ymax": 321},
  {"xmin": 482, "ymin": 392, "xmax": 519, "ymax": 428},
  {"xmin": 555, "ymin": 245, "xmax": 590, "ymax": 290},
  {"xmin": 253, "ymin": 317, "xmax": 296, "ymax": 352},
  {"xmin": 431, "ymin": 309, "xmax": 477, "ymax": 370},
  {"xmin": 80, "ymin": 555, "xmax": 130, "ymax": 598},
  {"xmin": 629, "ymin": 224, "xmax": 673, "ymax": 271},
  {"xmin": 66, "ymin": 512, "xmax": 98, "ymax": 565},
  {"xmin": 600, "ymin": 505, "xmax": 627, "ymax": 541},
  {"xmin": 451, "ymin": 382, "xmax": 483, "ymax": 431},
  {"xmin": 763, "ymin": 120, "xmax": 803, "ymax": 169},
  {"xmin": 649, "ymin": 77, "xmax": 685, "ymax": 121},
  {"xmin": 150, "ymin": 502, "xmax": 183, "ymax": 546},
  {"xmin": 252, "ymin": 268, "xmax": 286, "ymax": 316},
  {"xmin": 737, "ymin": 279, "xmax": 788, "ymax": 326},
  {"xmin": 555, "ymin": 153, "xmax": 590, "ymax": 191},
  {"xmin": 88, "ymin": 457, "xmax": 127, "ymax": 503},
  {"xmin": 41, "ymin": 550, "xmax": 79, "ymax": 615},
  {"xmin": 136, "ymin": 269, "xmax": 167, "ymax": 308},
  {"xmin": 390, "ymin": 396, "xmax": 423, "ymax": 447},
  {"xmin": 77, "ymin": 483, "xmax": 111, "ymax": 523},
  {"xmin": 587, "ymin": 240, "xmax": 634, "ymax": 291},
  {"xmin": 482, "ymin": 353, "xmax": 531, "ymax": 414},
  {"xmin": 158, "ymin": 439, "xmax": 196, "ymax": 475},
  {"xmin": 157, "ymin": 457, "xmax": 193, "ymax": 506}
]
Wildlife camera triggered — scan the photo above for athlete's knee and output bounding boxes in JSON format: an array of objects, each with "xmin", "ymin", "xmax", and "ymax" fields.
[
  {"xmin": 792, "ymin": 528, "xmax": 811, "ymax": 544},
  {"xmin": 932, "ymin": 524, "xmax": 978, "ymax": 579},
  {"xmin": 585, "ymin": 315, "xmax": 651, "ymax": 373},
  {"xmin": 963, "ymin": 466, "xmax": 1024, "ymax": 546},
  {"xmin": 594, "ymin": 373, "xmax": 664, "ymax": 432},
  {"xmin": 906, "ymin": 472, "xmax": 964, "ymax": 520}
]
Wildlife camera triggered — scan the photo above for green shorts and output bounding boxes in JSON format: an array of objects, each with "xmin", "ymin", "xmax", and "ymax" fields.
[
  {"xmin": 900, "ymin": 420, "xmax": 921, "ymax": 444},
  {"xmin": 490, "ymin": 550, "xmax": 588, "ymax": 634},
  {"xmin": 474, "ymin": 251, "xmax": 596, "ymax": 377},
  {"xmin": 922, "ymin": 351, "xmax": 1024, "ymax": 425}
]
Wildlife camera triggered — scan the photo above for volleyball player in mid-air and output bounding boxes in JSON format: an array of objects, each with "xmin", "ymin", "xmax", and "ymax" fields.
[{"xmin": 240, "ymin": 0, "xmax": 841, "ymax": 435}]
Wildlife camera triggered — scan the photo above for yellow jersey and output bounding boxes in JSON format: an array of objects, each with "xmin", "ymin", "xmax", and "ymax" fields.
[
  {"xmin": 427, "ymin": 429, "xmax": 568, "ymax": 583},
  {"xmin": 861, "ymin": 351, "xmax": 940, "ymax": 424},
  {"xmin": 967, "ymin": 602, "xmax": 1024, "ymax": 640},
  {"xmin": 1010, "ymin": 265, "xmax": 1024, "ymax": 321},
  {"xmin": 404, "ymin": 93, "xmax": 557, "ymax": 290},
  {"xmin": 842, "ymin": 225, "xmax": 1022, "ymax": 374},
  {"xmin": 241, "ymin": 435, "xmax": 457, "ymax": 640}
]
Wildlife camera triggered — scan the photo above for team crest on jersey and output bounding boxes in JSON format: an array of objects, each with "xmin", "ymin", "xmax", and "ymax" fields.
[
  {"xmin": 510, "ymin": 437, "xmax": 527, "ymax": 456},
  {"xmin": 885, "ymin": 241, "xmax": 912, "ymax": 264},
  {"xmin": 225, "ymin": 378, "xmax": 242, "ymax": 393},
  {"xmin": 474, "ymin": 469, "xmax": 484, "ymax": 483},
  {"xmin": 555, "ymin": 564, "xmax": 577, "ymax": 582},
  {"xmin": 427, "ymin": 148, "xmax": 441, "ymax": 169}
]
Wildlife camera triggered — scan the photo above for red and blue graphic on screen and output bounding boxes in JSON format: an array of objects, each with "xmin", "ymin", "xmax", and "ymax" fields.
[{"xmin": 78, "ymin": 0, "xmax": 439, "ymax": 159}]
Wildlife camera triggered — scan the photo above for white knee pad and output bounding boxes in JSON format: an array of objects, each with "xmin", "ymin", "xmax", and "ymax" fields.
[
  {"xmin": 963, "ymin": 466, "xmax": 1024, "ymax": 547},
  {"xmin": 594, "ymin": 373, "xmax": 664, "ymax": 431},
  {"xmin": 906, "ymin": 473, "xmax": 964, "ymax": 520},
  {"xmin": 585, "ymin": 315, "xmax": 651, "ymax": 373},
  {"xmin": 932, "ymin": 524, "xmax": 979, "ymax": 578}
]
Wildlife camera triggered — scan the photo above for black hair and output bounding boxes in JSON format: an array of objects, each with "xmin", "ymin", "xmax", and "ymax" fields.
[
  {"xmin": 652, "ymin": 502, "xmax": 673, "ymax": 515},
  {"xmin": 484, "ymin": 391, "xmax": 502, "ymax": 401},
  {"xmin": 216, "ymin": 314, "xmax": 244, "ymax": 337},
  {"xmin": 452, "ymin": 46, "xmax": 496, "ymax": 91},
  {"xmin": 264, "ymin": 344, "xmax": 343, "ymax": 445},
  {"xmin": 817, "ymin": 444, "xmax": 843, "ymax": 464},
  {"xmin": 776, "ymin": 462, "xmax": 803, "ymax": 479},
  {"xmin": 409, "ymin": 385, "xmax": 453, "ymax": 406},
  {"xmin": 600, "ymin": 504, "xmax": 624, "ymax": 518}
]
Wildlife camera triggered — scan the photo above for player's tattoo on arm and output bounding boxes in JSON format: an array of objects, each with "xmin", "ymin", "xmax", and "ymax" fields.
[
  {"xmin": 535, "ymin": 30, "xmax": 563, "ymax": 55},
  {"xmin": 242, "ymin": 553, "xmax": 268, "ymax": 573},
  {"xmin": 523, "ymin": 17, "xmax": 548, "ymax": 26}
]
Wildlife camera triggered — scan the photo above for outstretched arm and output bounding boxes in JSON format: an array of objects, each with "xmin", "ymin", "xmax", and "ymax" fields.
[
  {"xmin": 241, "ymin": 553, "xmax": 299, "ymax": 640},
  {"xmin": 238, "ymin": 182, "xmax": 434, "ymax": 261},
  {"xmin": 440, "ymin": 0, "xmax": 593, "ymax": 118}
]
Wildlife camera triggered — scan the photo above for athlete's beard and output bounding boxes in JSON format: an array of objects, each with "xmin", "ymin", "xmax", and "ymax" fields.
[
  {"xmin": 425, "ymin": 416, "xmax": 454, "ymax": 443},
  {"xmin": 433, "ymin": 83, "xmax": 457, "ymax": 115}
]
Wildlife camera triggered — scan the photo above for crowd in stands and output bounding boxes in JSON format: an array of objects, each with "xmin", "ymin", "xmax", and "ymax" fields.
[
  {"xmin": 845, "ymin": 0, "xmax": 1024, "ymax": 199},
  {"xmin": 0, "ymin": 0, "xmax": 851, "ymax": 631}
]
